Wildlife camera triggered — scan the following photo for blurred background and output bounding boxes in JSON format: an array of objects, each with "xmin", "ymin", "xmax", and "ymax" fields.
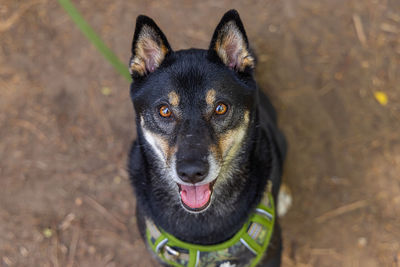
[{"xmin": 1, "ymin": 0, "xmax": 400, "ymax": 266}]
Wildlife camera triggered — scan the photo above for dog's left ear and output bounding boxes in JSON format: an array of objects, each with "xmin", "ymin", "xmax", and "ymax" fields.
[
  {"xmin": 129, "ymin": 15, "xmax": 172, "ymax": 78},
  {"xmin": 208, "ymin": 10, "xmax": 255, "ymax": 72}
]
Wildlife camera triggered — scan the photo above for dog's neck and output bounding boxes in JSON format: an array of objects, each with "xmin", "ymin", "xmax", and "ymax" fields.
[{"xmin": 134, "ymin": 114, "xmax": 275, "ymax": 245}]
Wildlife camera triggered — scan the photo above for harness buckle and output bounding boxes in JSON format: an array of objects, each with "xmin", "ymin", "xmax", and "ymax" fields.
[{"xmin": 164, "ymin": 245, "xmax": 180, "ymax": 257}]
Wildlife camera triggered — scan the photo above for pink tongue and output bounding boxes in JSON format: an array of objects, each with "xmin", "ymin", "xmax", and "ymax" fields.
[{"xmin": 180, "ymin": 183, "xmax": 211, "ymax": 209}]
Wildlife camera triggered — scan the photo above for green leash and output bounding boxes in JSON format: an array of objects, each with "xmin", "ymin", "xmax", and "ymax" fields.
[{"xmin": 58, "ymin": 0, "xmax": 131, "ymax": 81}]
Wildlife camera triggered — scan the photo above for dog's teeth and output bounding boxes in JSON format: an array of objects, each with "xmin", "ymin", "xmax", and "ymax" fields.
[{"xmin": 277, "ymin": 183, "xmax": 292, "ymax": 217}]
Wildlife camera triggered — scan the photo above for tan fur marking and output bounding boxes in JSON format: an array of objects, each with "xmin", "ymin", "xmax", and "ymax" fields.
[
  {"xmin": 218, "ymin": 111, "xmax": 250, "ymax": 158},
  {"xmin": 214, "ymin": 21, "xmax": 254, "ymax": 71},
  {"xmin": 206, "ymin": 89, "xmax": 216, "ymax": 107},
  {"xmin": 140, "ymin": 116, "xmax": 171, "ymax": 163},
  {"xmin": 168, "ymin": 91, "xmax": 180, "ymax": 107},
  {"xmin": 150, "ymin": 132, "xmax": 171, "ymax": 162},
  {"xmin": 130, "ymin": 56, "xmax": 146, "ymax": 76},
  {"xmin": 159, "ymin": 135, "xmax": 169, "ymax": 157},
  {"xmin": 213, "ymin": 111, "xmax": 250, "ymax": 186},
  {"xmin": 209, "ymin": 144, "xmax": 222, "ymax": 161},
  {"xmin": 166, "ymin": 145, "xmax": 177, "ymax": 162}
]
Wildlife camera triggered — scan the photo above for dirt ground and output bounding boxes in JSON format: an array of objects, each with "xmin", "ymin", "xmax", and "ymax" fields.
[{"xmin": 1, "ymin": 0, "xmax": 400, "ymax": 266}]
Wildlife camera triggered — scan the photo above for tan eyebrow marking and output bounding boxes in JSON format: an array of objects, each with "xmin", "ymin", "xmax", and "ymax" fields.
[
  {"xmin": 168, "ymin": 91, "xmax": 180, "ymax": 107},
  {"xmin": 206, "ymin": 89, "xmax": 216, "ymax": 107}
]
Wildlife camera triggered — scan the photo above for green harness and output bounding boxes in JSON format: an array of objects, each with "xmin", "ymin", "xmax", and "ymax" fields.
[{"xmin": 145, "ymin": 188, "xmax": 275, "ymax": 267}]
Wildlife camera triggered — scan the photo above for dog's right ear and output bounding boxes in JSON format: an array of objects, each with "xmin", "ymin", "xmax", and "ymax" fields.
[{"xmin": 129, "ymin": 15, "xmax": 172, "ymax": 79}]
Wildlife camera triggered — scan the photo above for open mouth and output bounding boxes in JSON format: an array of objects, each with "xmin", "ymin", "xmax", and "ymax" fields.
[{"xmin": 177, "ymin": 181, "xmax": 216, "ymax": 212}]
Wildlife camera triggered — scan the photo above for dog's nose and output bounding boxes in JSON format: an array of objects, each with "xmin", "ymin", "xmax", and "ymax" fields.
[{"xmin": 176, "ymin": 159, "xmax": 209, "ymax": 184}]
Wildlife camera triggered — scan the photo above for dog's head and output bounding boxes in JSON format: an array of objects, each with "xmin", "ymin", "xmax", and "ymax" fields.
[{"xmin": 129, "ymin": 10, "xmax": 257, "ymax": 213}]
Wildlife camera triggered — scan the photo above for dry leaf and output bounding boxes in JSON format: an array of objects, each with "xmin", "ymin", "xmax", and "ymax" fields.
[
  {"xmin": 101, "ymin": 87, "xmax": 112, "ymax": 96},
  {"xmin": 374, "ymin": 91, "xmax": 388, "ymax": 106}
]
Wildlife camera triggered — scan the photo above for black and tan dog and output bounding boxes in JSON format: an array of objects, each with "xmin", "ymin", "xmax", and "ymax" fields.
[{"xmin": 128, "ymin": 9, "xmax": 287, "ymax": 267}]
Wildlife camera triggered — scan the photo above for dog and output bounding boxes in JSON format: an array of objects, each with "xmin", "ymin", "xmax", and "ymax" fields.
[{"xmin": 128, "ymin": 9, "xmax": 287, "ymax": 267}]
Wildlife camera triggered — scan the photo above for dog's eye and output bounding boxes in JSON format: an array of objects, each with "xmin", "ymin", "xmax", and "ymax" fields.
[
  {"xmin": 159, "ymin": 105, "xmax": 172, "ymax": 118},
  {"xmin": 215, "ymin": 103, "xmax": 228, "ymax": 115}
]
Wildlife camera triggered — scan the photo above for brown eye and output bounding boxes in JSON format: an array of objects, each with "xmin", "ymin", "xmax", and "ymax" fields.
[
  {"xmin": 215, "ymin": 103, "xmax": 228, "ymax": 115},
  {"xmin": 159, "ymin": 105, "xmax": 172, "ymax": 118}
]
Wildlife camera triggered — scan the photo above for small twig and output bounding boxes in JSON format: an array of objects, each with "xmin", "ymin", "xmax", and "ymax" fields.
[
  {"xmin": 380, "ymin": 23, "xmax": 398, "ymax": 33},
  {"xmin": 84, "ymin": 196, "xmax": 127, "ymax": 231},
  {"xmin": 310, "ymin": 248, "xmax": 342, "ymax": 261},
  {"xmin": 353, "ymin": 14, "xmax": 367, "ymax": 47},
  {"xmin": 51, "ymin": 231, "xmax": 60, "ymax": 267},
  {"xmin": 59, "ymin": 213, "xmax": 76, "ymax": 231},
  {"xmin": 13, "ymin": 119, "xmax": 48, "ymax": 141},
  {"xmin": 66, "ymin": 227, "xmax": 79, "ymax": 267},
  {"xmin": 316, "ymin": 199, "xmax": 368, "ymax": 223}
]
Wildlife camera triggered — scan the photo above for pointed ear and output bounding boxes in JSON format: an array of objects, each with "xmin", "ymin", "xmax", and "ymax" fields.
[
  {"xmin": 208, "ymin": 10, "xmax": 255, "ymax": 72},
  {"xmin": 129, "ymin": 15, "xmax": 172, "ymax": 78}
]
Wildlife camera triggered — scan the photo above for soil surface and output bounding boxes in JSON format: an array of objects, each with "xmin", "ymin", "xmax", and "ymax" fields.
[{"xmin": 1, "ymin": 0, "xmax": 400, "ymax": 266}]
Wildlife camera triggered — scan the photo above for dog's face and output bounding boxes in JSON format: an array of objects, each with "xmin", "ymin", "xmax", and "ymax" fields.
[{"xmin": 130, "ymin": 10, "xmax": 256, "ymax": 213}]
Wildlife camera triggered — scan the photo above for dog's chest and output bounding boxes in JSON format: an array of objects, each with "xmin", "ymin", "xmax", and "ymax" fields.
[{"xmin": 144, "ymin": 190, "xmax": 275, "ymax": 267}]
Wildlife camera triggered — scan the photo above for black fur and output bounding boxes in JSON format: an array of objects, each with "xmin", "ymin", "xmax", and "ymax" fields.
[{"xmin": 128, "ymin": 9, "xmax": 286, "ymax": 266}]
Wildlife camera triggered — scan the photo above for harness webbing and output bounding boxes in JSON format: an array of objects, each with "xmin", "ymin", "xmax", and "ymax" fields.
[{"xmin": 145, "ymin": 191, "xmax": 275, "ymax": 267}]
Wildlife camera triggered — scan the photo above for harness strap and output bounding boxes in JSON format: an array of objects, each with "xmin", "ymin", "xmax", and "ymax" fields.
[{"xmin": 145, "ymin": 188, "xmax": 275, "ymax": 267}]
